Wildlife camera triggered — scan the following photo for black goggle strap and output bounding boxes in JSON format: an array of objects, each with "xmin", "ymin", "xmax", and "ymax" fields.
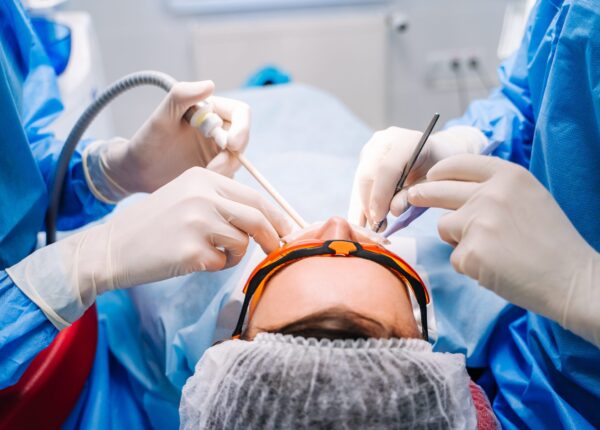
[{"xmin": 232, "ymin": 244, "xmax": 336, "ymax": 337}]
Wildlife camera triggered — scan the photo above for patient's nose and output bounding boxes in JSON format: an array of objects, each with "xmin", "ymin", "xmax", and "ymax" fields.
[{"xmin": 315, "ymin": 217, "xmax": 354, "ymax": 241}]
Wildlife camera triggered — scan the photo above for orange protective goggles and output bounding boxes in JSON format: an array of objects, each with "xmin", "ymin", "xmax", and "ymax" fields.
[{"xmin": 232, "ymin": 240, "xmax": 430, "ymax": 340}]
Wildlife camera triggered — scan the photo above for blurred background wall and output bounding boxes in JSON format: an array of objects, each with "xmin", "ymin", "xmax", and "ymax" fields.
[{"xmin": 58, "ymin": 0, "xmax": 519, "ymax": 138}]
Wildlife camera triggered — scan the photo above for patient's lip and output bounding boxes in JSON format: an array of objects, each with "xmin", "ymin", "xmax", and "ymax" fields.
[{"xmin": 281, "ymin": 221, "xmax": 390, "ymax": 246}]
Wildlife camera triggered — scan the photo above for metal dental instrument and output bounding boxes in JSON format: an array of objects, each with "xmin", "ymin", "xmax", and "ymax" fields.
[
  {"xmin": 185, "ymin": 102, "xmax": 308, "ymax": 229},
  {"xmin": 372, "ymin": 113, "xmax": 440, "ymax": 233},
  {"xmin": 382, "ymin": 138, "xmax": 501, "ymax": 237}
]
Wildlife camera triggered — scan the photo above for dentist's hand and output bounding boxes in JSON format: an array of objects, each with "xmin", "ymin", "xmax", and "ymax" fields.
[
  {"xmin": 408, "ymin": 154, "xmax": 600, "ymax": 347},
  {"xmin": 348, "ymin": 125, "xmax": 487, "ymax": 228},
  {"xmin": 83, "ymin": 81, "xmax": 251, "ymax": 202},
  {"xmin": 8, "ymin": 167, "xmax": 292, "ymax": 329}
]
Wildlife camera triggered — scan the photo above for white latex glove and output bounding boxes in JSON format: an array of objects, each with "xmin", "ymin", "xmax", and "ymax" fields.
[
  {"xmin": 7, "ymin": 167, "xmax": 292, "ymax": 330},
  {"xmin": 408, "ymin": 154, "xmax": 600, "ymax": 347},
  {"xmin": 83, "ymin": 81, "xmax": 251, "ymax": 203},
  {"xmin": 348, "ymin": 125, "xmax": 487, "ymax": 229}
]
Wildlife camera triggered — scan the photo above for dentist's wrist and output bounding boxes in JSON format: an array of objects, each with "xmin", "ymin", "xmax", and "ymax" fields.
[
  {"xmin": 5, "ymin": 228, "xmax": 108, "ymax": 330},
  {"xmin": 560, "ymin": 250, "xmax": 600, "ymax": 347},
  {"xmin": 83, "ymin": 138, "xmax": 137, "ymax": 203}
]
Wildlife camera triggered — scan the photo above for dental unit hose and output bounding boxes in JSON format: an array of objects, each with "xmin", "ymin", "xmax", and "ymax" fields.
[{"xmin": 46, "ymin": 71, "xmax": 307, "ymax": 245}]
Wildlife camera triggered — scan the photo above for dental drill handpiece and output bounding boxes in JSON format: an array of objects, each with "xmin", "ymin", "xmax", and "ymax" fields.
[{"xmin": 184, "ymin": 101, "xmax": 308, "ymax": 229}]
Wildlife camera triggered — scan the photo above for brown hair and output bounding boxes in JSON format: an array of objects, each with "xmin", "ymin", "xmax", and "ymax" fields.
[{"xmin": 242, "ymin": 306, "xmax": 419, "ymax": 341}]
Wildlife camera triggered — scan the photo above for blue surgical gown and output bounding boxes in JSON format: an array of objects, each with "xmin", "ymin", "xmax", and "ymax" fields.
[
  {"xmin": 0, "ymin": 0, "xmax": 150, "ymax": 428},
  {"xmin": 440, "ymin": 0, "xmax": 600, "ymax": 428},
  {"xmin": 2, "ymin": 0, "xmax": 600, "ymax": 428}
]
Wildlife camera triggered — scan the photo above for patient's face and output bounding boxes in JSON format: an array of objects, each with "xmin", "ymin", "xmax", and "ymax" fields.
[{"xmin": 245, "ymin": 217, "xmax": 421, "ymax": 339}]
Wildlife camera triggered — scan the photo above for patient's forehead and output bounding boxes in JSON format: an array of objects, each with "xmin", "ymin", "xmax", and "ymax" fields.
[{"xmin": 248, "ymin": 255, "xmax": 418, "ymax": 338}]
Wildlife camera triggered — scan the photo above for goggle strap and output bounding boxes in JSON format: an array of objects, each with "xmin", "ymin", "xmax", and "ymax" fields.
[{"xmin": 419, "ymin": 302, "xmax": 428, "ymax": 340}]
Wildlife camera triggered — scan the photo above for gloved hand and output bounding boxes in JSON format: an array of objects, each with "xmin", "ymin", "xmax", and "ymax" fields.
[
  {"xmin": 7, "ymin": 167, "xmax": 292, "ymax": 330},
  {"xmin": 348, "ymin": 125, "xmax": 487, "ymax": 228},
  {"xmin": 83, "ymin": 81, "xmax": 251, "ymax": 203},
  {"xmin": 408, "ymin": 154, "xmax": 600, "ymax": 347}
]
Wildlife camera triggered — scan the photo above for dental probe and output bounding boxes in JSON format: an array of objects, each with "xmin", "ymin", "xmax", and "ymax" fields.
[
  {"xmin": 185, "ymin": 102, "xmax": 308, "ymax": 229},
  {"xmin": 373, "ymin": 113, "xmax": 440, "ymax": 233},
  {"xmin": 382, "ymin": 138, "xmax": 501, "ymax": 237}
]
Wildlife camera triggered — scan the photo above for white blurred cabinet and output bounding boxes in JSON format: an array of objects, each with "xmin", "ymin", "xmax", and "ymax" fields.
[
  {"xmin": 67, "ymin": 0, "xmax": 509, "ymax": 134},
  {"xmin": 190, "ymin": 0, "xmax": 508, "ymax": 130},
  {"xmin": 191, "ymin": 9, "xmax": 390, "ymax": 128},
  {"xmin": 169, "ymin": 0, "xmax": 385, "ymax": 14}
]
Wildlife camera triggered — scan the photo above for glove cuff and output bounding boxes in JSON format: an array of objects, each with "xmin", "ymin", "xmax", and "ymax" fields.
[
  {"xmin": 83, "ymin": 139, "xmax": 132, "ymax": 204},
  {"xmin": 561, "ymin": 251, "xmax": 600, "ymax": 347},
  {"xmin": 5, "ymin": 227, "xmax": 109, "ymax": 330}
]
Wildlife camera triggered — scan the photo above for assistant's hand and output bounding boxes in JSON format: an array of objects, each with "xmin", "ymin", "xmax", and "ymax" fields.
[
  {"xmin": 348, "ymin": 125, "xmax": 487, "ymax": 228},
  {"xmin": 83, "ymin": 81, "xmax": 251, "ymax": 202},
  {"xmin": 408, "ymin": 154, "xmax": 600, "ymax": 346},
  {"xmin": 7, "ymin": 167, "xmax": 292, "ymax": 329}
]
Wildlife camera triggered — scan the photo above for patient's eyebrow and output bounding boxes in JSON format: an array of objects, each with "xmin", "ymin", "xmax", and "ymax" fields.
[{"xmin": 244, "ymin": 306, "xmax": 416, "ymax": 341}]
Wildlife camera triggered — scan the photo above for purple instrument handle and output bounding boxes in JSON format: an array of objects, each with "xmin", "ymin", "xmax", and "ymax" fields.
[
  {"xmin": 382, "ymin": 140, "xmax": 500, "ymax": 238},
  {"xmin": 383, "ymin": 206, "xmax": 427, "ymax": 237}
]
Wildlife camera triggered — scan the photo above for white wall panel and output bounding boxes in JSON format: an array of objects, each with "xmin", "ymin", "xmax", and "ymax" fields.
[{"xmin": 191, "ymin": 10, "xmax": 388, "ymax": 128}]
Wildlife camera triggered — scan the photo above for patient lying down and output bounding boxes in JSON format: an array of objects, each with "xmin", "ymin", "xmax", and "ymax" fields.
[{"xmin": 180, "ymin": 217, "xmax": 499, "ymax": 429}]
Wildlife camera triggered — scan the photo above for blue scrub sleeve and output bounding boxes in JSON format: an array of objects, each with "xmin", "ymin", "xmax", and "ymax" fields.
[
  {"xmin": 445, "ymin": 12, "xmax": 536, "ymax": 168},
  {"xmin": 0, "ymin": 270, "xmax": 58, "ymax": 389},
  {"xmin": 10, "ymin": 0, "xmax": 115, "ymax": 231}
]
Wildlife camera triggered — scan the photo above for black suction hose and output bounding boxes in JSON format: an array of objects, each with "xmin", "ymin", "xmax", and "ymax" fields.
[{"xmin": 45, "ymin": 71, "xmax": 177, "ymax": 245}]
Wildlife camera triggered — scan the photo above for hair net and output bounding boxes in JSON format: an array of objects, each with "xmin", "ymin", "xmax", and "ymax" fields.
[{"xmin": 180, "ymin": 333, "xmax": 477, "ymax": 429}]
